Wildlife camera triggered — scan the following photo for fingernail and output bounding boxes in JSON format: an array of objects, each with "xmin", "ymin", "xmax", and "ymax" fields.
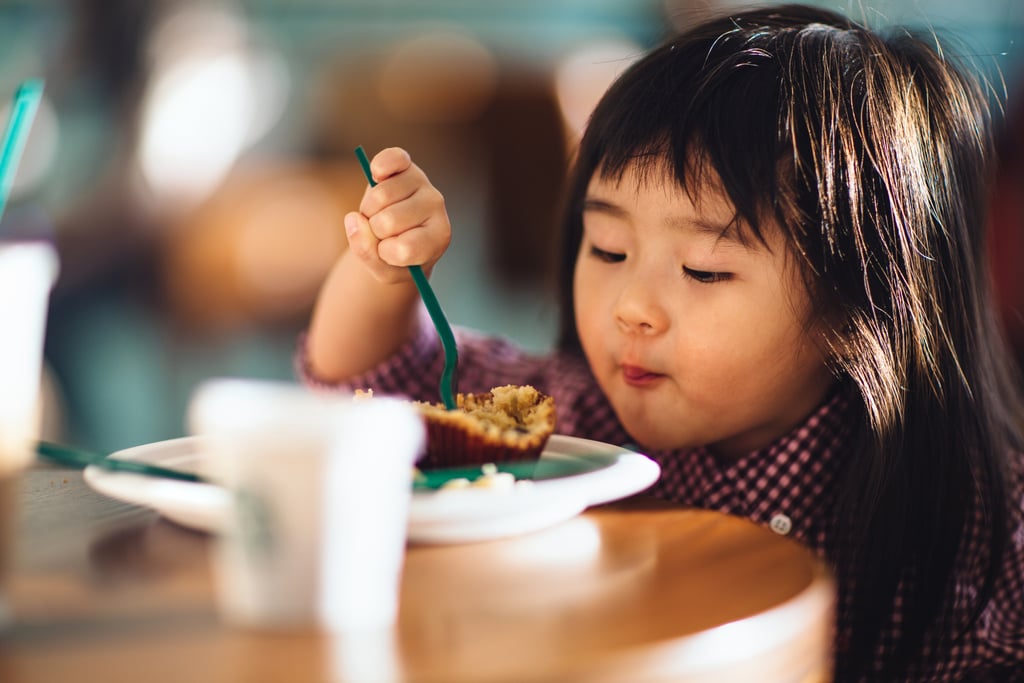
[{"xmin": 344, "ymin": 214, "xmax": 359, "ymax": 238}]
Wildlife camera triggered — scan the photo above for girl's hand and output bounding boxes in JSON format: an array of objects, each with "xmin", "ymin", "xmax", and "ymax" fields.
[{"xmin": 344, "ymin": 147, "xmax": 451, "ymax": 284}]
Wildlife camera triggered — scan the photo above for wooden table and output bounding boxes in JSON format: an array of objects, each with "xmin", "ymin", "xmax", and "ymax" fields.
[{"xmin": 1, "ymin": 464, "xmax": 835, "ymax": 683}]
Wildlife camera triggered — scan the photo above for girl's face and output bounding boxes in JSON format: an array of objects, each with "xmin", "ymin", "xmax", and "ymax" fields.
[{"xmin": 573, "ymin": 163, "xmax": 836, "ymax": 458}]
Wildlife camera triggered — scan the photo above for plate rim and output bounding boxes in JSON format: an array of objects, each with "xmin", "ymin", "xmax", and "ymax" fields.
[{"xmin": 84, "ymin": 434, "xmax": 661, "ymax": 541}]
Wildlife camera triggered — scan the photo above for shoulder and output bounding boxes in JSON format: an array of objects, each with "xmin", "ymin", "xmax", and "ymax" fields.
[{"xmin": 954, "ymin": 450, "xmax": 1024, "ymax": 672}]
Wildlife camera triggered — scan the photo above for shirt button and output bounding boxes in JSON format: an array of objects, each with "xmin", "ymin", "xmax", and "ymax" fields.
[{"xmin": 769, "ymin": 514, "xmax": 792, "ymax": 536}]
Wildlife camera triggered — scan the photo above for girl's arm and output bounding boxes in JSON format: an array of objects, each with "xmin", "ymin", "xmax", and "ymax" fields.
[{"xmin": 305, "ymin": 147, "xmax": 451, "ymax": 382}]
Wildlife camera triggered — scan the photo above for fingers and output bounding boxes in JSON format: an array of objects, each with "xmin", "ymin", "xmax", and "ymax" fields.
[
  {"xmin": 348, "ymin": 147, "xmax": 450, "ymax": 280},
  {"xmin": 377, "ymin": 221, "xmax": 450, "ymax": 266},
  {"xmin": 344, "ymin": 206, "xmax": 450, "ymax": 282},
  {"xmin": 344, "ymin": 212, "xmax": 406, "ymax": 284},
  {"xmin": 366, "ymin": 184, "xmax": 445, "ymax": 240},
  {"xmin": 358, "ymin": 152, "xmax": 430, "ymax": 219},
  {"xmin": 344, "ymin": 208, "xmax": 448, "ymax": 283},
  {"xmin": 365, "ymin": 147, "xmax": 412, "ymax": 185}
]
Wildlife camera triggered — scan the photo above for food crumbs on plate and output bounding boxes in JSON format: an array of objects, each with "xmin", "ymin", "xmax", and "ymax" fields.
[
  {"xmin": 438, "ymin": 463, "xmax": 521, "ymax": 492},
  {"xmin": 472, "ymin": 470, "xmax": 515, "ymax": 490}
]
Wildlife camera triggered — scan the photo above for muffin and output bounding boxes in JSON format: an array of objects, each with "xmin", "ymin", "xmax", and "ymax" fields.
[{"xmin": 415, "ymin": 385, "xmax": 555, "ymax": 469}]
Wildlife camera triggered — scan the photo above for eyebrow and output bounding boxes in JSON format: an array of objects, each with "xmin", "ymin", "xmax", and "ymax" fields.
[
  {"xmin": 582, "ymin": 196, "xmax": 754, "ymax": 251},
  {"xmin": 688, "ymin": 217, "xmax": 751, "ymax": 249},
  {"xmin": 581, "ymin": 197, "xmax": 626, "ymax": 218}
]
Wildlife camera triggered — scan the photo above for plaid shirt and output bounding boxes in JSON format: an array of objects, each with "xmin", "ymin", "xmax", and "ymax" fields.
[{"xmin": 298, "ymin": 314, "xmax": 1024, "ymax": 681}]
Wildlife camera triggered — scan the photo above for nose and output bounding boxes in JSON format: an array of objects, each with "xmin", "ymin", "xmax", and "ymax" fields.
[{"xmin": 613, "ymin": 280, "xmax": 668, "ymax": 335}]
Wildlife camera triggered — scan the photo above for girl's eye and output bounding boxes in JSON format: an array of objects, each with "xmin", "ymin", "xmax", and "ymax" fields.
[
  {"xmin": 589, "ymin": 246, "xmax": 626, "ymax": 263},
  {"xmin": 683, "ymin": 266, "xmax": 731, "ymax": 284}
]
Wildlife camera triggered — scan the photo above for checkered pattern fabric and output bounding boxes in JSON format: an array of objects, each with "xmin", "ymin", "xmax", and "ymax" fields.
[{"xmin": 297, "ymin": 313, "xmax": 1024, "ymax": 680}]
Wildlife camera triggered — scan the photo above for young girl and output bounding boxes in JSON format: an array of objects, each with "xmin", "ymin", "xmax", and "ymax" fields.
[{"xmin": 301, "ymin": 4, "xmax": 1024, "ymax": 680}]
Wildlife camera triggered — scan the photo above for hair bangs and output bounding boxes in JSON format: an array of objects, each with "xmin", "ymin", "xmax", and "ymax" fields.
[{"xmin": 580, "ymin": 30, "xmax": 795, "ymax": 251}]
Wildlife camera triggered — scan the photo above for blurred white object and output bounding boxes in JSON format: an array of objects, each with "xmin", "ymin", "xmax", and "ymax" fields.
[
  {"xmin": 0, "ymin": 239, "xmax": 58, "ymax": 629},
  {"xmin": 0, "ymin": 241, "xmax": 58, "ymax": 470},
  {"xmin": 138, "ymin": 3, "xmax": 289, "ymax": 207},
  {"xmin": 187, "ymin": 378, "xmax": 424, "ymax": 632}
]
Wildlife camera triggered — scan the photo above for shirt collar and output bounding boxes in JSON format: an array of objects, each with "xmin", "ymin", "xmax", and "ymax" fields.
[{"xmin": 647, "ymin": 388, "xmax": 854, "ymax": 546}]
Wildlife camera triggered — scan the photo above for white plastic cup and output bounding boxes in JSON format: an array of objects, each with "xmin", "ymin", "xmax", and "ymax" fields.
[
  {"xmin": 187, "ymin": 379, "xmax": 425, "ymax": 632},
  {"xmin": 0, "ymin": 241, "xmax": 58, "ymax": 471},
  {"xmin": 0, "ymin": 240, "xmax": 58, "ymax": 628}
]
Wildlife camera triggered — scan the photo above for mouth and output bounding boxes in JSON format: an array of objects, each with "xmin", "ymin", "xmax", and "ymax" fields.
[{"xmin": 620, "ymin": 364, "xmax": 665, "ymax": 387}]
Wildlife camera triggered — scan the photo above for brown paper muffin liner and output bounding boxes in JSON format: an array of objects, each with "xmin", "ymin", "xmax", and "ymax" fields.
[{"xmin": 416, "ymin": 385, "xmax": 555, "ymax": 470}]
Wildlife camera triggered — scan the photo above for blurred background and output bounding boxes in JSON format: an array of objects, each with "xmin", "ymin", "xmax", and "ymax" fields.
[{"xmin": 0, "ymin": 0, "xmax": 1021, "ymax": 454}]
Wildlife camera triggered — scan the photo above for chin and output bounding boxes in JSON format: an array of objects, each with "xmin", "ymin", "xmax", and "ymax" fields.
[{"xmin": 610, "ymin": 403, "xmax": 683, "ymax": 450}]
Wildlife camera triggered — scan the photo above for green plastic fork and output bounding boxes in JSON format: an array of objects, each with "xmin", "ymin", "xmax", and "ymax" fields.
[{"xmin": 355, "ymin": 145, "xmax": 458, "ymax": 410}]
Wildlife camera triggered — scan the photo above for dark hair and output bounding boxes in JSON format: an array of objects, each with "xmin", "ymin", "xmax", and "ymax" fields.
[{"xmin": 557, "ymin": 4, "xmax": 1023, "ymax": 678}]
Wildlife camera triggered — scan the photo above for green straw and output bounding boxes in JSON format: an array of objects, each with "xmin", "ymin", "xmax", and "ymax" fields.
[
  {"xmin": 0, "ymin": 78, "xmax": 44, "ymax": 224},
  {"xmin": 354, "ymin": 146, "xmax": 458, "ymax": 410}
]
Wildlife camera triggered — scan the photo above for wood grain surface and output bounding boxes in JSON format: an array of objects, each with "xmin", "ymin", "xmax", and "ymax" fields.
[{"xmin": 1, "ymin": 465, "xmax": 834, "ymax": 683}]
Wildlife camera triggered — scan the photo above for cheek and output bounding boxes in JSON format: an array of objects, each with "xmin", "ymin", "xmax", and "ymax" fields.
[
  {"xmin": 726, "ymin": 303, "xmax": 829, "ymax": 388},
  {"xmin": 573, "ymin": 261, "xmax": 608, "ymax": 349},
  {"xmin": 573, "ymin": 265, "xmax": 595, "ymax": 336}
]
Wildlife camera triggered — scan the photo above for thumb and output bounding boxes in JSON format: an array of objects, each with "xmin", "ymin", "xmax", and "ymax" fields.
[{"xmin": 343, "ymin": 212, "xmax": 407, "ymax": 283}]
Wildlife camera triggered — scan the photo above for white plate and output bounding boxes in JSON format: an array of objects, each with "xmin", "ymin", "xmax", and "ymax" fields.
[{"xmin": 83, "ymin": 434, "xmax": 660, "ymax": 544}]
